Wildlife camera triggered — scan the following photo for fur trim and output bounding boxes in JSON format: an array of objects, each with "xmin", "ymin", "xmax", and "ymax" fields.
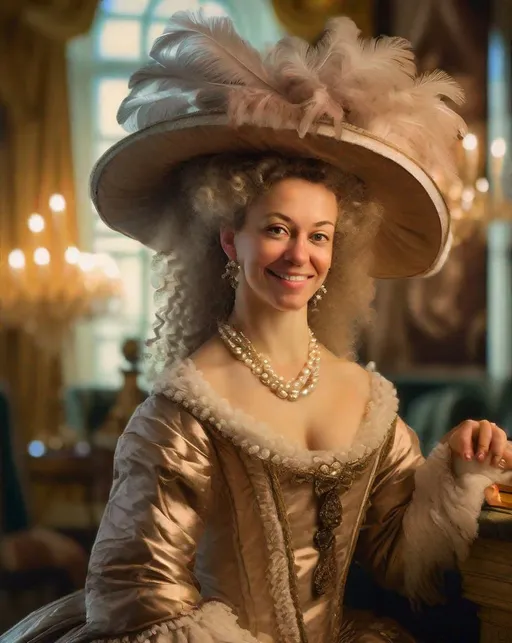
[
  {"xmin": 153, "ymin": 359, "xmax": 398, "ymax": 472},
  {"xmin": 90, "ymin": 601, "xmax": 258, "ymax": 643},
  {"xmin": 402, "ymin": 442, "xmax": 512, "ymax": 604},
  {"xmin": 243, "ymin": 456, "xmax": 303, "ymax": 642}
]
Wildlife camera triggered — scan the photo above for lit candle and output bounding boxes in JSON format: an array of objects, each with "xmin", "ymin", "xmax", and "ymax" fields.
[
  {"xmin": 33, "ymin": 247, "xmax": 51, "ymax": 288},
  {"xmin": 26, "ymin": 213, "xmax": 45, "ymax": 284},
  {"xmin": 8, "ymin": 249, "xmax": 26, "ymax": 271},
  {"xmin": 462, "ymin": 133, "xmax": 479, "ymax": 186},
  {"xmin": 49, "ymin": 193, "xmax": 66, "ymax": 215},
  {"xmin": 8, "ymin": 249, "xmax": 26, "ymax": 293},
  {"xmin": 63, "ymin": 246, "xmax": 80, "ymax": 293},
  {"xmin": 28, "ymin": 213, "xmax": 45, "ymax": 234},
  {"xmin": 49, "ymin": 193, "xmax": 66, "ymax": 274}
]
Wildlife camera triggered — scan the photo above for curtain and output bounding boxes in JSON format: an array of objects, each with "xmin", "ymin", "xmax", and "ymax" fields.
[{"xmin": 0, "ymin": 0, "xmax": 99, "ymax": 461}]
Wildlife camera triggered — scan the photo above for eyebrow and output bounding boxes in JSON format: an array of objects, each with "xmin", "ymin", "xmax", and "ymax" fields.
[{"xmin": 265, "ymin": 212, "xmax": 335, "ymax": 227}]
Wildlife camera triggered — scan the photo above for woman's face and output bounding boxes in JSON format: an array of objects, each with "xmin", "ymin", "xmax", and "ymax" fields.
[{"xmin": 221, "ymin": 178, "xmax": 338, "ymax": 312}]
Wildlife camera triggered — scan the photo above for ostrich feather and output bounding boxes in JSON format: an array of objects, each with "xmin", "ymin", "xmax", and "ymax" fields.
[
  {"xmin": 118, "ymin": 10, "xmax": 466, "ymax": 177},
  {"xmin": 322, "ymin": 17, "xmax": 416, "ymax": 85},
  {"xmin": 153, "ymin": 10, "xmax": 273, "ymax": 89},
  {"xmin": 409, "ymin": 70, "xmax": 465, "ymax": 105},
  {"xmin": 267, "ymin": 35, "xmax": 345, "ymax": 135}
]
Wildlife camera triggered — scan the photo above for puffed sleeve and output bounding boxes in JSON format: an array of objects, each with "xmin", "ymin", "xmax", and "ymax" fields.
[
  {"xmin": 86, "ymin": 395, "xmax": 259, "ymax": 643},
  {"xmin": 355, "ymin": 416, "xmax": 512, "ymax": 605}
]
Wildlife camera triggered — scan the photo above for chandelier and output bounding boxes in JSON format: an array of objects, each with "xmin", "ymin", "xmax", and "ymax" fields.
[
  {"xmin": 0, "ymin": 194, "xmax": 122, "ymax": 352},
  {"xmin": 444, "ymin": 133, "xmax": 512, "ymax": 245}
]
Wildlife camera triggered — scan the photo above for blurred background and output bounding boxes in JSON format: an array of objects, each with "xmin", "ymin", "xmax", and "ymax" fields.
[{"xmin": 0, "ymin": 0, "xmax": 511, "ymax": 636}]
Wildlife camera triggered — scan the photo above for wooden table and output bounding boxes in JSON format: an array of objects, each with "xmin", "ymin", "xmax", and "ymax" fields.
[{"xmin": 459, "ymin": 509, "xmax": 512, "ymax": 643}]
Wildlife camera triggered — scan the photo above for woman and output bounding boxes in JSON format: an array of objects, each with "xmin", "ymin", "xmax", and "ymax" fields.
[{"xmin": 4, "ymin": 11, "xmax": 512, "ymax": 643}]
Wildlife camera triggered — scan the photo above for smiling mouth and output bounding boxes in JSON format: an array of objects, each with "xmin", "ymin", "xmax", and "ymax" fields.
[{"xmin": 266, "ymin": 269, "xmax": 313, "ymax": 282}]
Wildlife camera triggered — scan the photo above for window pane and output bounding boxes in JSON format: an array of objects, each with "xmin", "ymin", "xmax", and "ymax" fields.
[
  {"xmin": 94, "ymin": 337, "xmax": 124, "ymax": 386},
  {"xmin": 94, "ymin": 317, "xmax": 141, "ymax": 340},
  {"xmin": 94, "ymin": 215, "xmax": 116, "ymax": 234},
  {"xmin": 153, "ymin": 0, "xmax": 200, "ymax": 18},
  {"xmin": 116, "ymin": 255, "xmax": 144, "ymax": 317},
  {"xmin": 95, "ymin": 139, "xmax": 119, "ymax": 162},
  {"xmin": 98, "ymin": 19, "xmax": 142, "ymax": 59},
  {"xmin": 96, "ymin": 77, "xmax": 128, "ymax": 137},
  {"xmin": 147, "ymin": 21, "xmax": 167, "ymax": 47},
  {"xmin": 102, "ymin": 0, "xmax": 151, "ymax": 16},
  {"xmin": 94, "ymin": 233, "xmax": 142, "ymax": 253},
  {"xmin": 146, "ymin": 284, "xmax": 157, "ymax": 328},
  {"xmin": 201, "ymin": 2, "xmax": 228, "ymax": 17}
]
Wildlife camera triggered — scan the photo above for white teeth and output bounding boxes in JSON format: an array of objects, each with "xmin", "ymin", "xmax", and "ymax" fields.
[{"xmin": 274, "ymin": 273, "xmax": 308, "ymax": 282}]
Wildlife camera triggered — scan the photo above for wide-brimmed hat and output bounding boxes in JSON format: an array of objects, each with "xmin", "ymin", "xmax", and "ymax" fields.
[{"xmin": 90, "ymin": 11, "xmax": 465, "ymax": 279}]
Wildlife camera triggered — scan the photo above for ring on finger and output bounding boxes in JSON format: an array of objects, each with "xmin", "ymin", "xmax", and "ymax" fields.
[{"xmin": 498, "ymin": 458, "xmax": 507, "ymax": 470}]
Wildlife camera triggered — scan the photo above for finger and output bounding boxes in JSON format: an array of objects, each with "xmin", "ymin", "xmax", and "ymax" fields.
[
  {"xmin": 489, "ymin": 423, "xmax": 509, "ymax": 467},
  {"xmin": 452, "ymin": 420, "xmax": 479, "ymax": 460},
  {"xmin": 475, "ymin": 420, "xmax": 494, "ymax": 461},
  {"xmin": 498, "ymin": 442, "xmax": 512, "ymax": 471}
]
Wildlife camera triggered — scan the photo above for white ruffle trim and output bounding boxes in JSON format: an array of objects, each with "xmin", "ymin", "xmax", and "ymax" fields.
[
  {"xmin": 402, "ymin": 442, "xmax": 512, "ymax": 604},
  {"xmin": 153, "ymin": 359, "xmax": 398, "ymax": 471},
  {"xmin": 91, "ymin": 601, "xmax": 259, "ymax": 643}
]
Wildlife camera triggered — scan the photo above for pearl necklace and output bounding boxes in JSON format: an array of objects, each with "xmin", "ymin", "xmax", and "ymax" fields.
[{"xmin": 218, "ymin": 322, "xmax": 320, "ymax": 401}]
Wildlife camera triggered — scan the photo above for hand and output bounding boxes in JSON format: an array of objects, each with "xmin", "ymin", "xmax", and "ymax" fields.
[{"xmin": 443, "ymin": 420, "xmax": 512, "ymax": 470}]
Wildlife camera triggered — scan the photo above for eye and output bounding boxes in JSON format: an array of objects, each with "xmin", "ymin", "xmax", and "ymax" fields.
[
  {"xmin": 266, "ymin": 225, "xmax": 288, "ymax": 237},
  {"xmin": 311, "ymin": 232, "xmax": 330, "ymax": 243}
]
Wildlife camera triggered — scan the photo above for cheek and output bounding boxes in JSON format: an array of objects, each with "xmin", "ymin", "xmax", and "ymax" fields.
[
  {"xmin": 312, "ymin": 246, "xmax": 333, "ymax": 274},
  {"xmin": 245, "ymin": 238, "xmax": 283, "ymax": 267}
]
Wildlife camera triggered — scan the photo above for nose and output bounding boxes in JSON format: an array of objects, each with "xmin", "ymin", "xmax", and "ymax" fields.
[{"xmin": 284, "ymin": 234, "xmax": 309, "ymax": 265}]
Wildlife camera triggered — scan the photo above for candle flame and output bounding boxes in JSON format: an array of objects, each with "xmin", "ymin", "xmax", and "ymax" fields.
[
  {"xmin": 65, "ymin": 246, "xmax": 80, "ymax": 265},
  {"xmin": 8, "ymin": 249, "xmax": 25, "ymax": 270},
  {"xmin": 462, "ymin": 133, "xmax": 478, "ymax": 151},
  {"xmin": 491, "ymin": 138, "xmax": 507, "ymax": 159},
  {"xmin": 49, "ymin": 194, "xmax": 66, "ymax": 213},
  {"xmin": 34, "ymin": 247, "xmax": 51, "ymax": 266},
  {"xmin": 476, "ymin": 178, "xmax": 489, "ymax": 193},
  {"xmin": 28, "ymin": 213, "xmax": 45, "ymax": 233}
]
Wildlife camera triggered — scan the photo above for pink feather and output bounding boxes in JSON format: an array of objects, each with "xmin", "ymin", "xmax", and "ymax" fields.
[{"xmin": 119, "ymin": 10, "xmax": 466, "ymax": 177}]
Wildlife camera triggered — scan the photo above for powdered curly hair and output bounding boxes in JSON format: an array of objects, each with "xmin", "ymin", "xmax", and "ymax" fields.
[{"xmin": 146, "ymin": 153, "xmax": 382, "ymax": 384}]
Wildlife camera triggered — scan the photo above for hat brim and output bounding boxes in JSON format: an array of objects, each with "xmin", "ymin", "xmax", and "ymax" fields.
[{"xmin": 90, "ymin": 112, "xmax": 450, "ymax": 279}]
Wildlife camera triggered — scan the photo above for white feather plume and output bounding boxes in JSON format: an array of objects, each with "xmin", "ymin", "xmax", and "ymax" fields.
[
  {"xmin": 118, "ymin": 10, "xmax": 465, "ymax": 177},
  {"xmin": 153, "ymin": 11, "xmax": 272, "ymax": 88}
]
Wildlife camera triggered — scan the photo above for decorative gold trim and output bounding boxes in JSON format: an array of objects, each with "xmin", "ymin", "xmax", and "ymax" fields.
[
  {"xmin": 292, "ymin": 449, "xmax": 376, "ymax": 598},
  {"xmin": 331, "ymin": 416, "xmax": 398, "ymax": 640}
]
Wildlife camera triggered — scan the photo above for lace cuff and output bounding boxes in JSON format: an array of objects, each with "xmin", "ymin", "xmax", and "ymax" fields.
[
  {"xmin": 401, "ymin": 442, "xmax": 512, "ymax": 605},
  {"xmin": 92, "ymin": 602, "xmax": 259, "ymax": 643}
]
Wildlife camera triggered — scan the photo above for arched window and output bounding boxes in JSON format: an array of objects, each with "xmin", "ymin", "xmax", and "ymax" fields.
[{"xmin": 68, "ymin": 0, "xmax": 282, "ymax": 386}]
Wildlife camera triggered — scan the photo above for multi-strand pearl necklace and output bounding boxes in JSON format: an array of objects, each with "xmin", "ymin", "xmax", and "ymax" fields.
[{"xmin": 218, "ymin": 322, "xmax": 320, "ymax": 401}]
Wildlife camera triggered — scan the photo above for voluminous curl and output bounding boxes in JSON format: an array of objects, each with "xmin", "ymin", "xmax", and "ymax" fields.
[{"xmin": 146, "ymin": 153, "xmax": 381, "ymax": 386}]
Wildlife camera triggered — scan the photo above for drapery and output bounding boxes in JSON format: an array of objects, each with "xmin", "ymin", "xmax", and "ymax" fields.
[{"xmin": 0, "ymin": 1, "xmax": 99, "ymax": 471}]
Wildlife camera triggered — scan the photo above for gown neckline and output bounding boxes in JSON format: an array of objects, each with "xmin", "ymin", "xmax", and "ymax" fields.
[{"xmin": 155, "ymin": 359, "xmax": 399, "ymax": 472}]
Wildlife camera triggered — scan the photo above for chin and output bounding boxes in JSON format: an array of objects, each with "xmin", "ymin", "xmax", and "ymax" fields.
[{"xmin": 267, "ymin": 293, "xmax": 311, "ymax": 312}]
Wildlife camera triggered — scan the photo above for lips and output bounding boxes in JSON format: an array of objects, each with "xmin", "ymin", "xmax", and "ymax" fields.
[{"xmin": 266, "ymin": 269, "xmax": 312, "ymax": 282}]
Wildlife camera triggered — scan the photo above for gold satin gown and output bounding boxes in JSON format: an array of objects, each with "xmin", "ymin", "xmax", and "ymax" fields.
[{"xmin": 2, "ymin": 361, "xmax": 502, "ymax": 643}]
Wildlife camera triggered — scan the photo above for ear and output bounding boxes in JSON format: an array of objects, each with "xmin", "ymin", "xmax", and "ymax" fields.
[{"xmin": 220, "ymin": 227, "xmax": 237, "ymax": 262}]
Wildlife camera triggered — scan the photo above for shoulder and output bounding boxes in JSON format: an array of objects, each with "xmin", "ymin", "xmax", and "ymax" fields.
[
  {"xmin": 321, "ymin": 350, "xmax": 373, "ymax": 397},
  {"xmin": 190, "ymin": 334, "xmax": 232, "ymax": 371},
  {"xmin": 189, "ymin": 335, "xmax": 241, "ymax": 392},
  {"xmin": 119, "ymin": 395, "xmax": 211, "ymax": 461}
]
